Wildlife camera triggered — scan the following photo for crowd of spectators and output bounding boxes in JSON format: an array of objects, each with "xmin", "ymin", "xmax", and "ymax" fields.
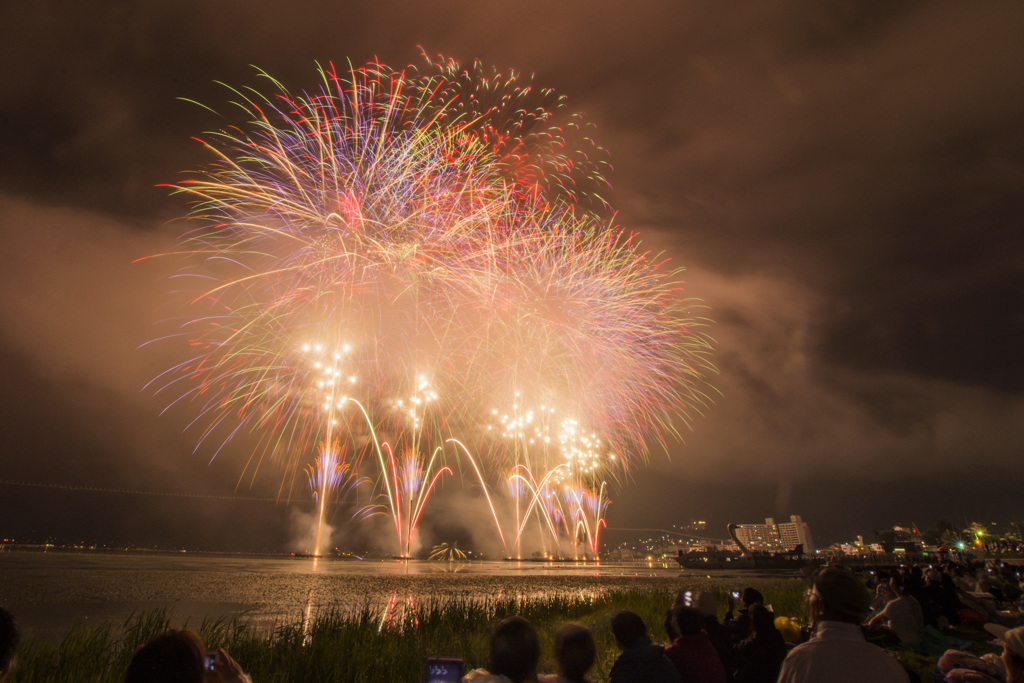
[{"xmin": 456, "ymin": 560, "xmax": 1024, "ymax": 683}]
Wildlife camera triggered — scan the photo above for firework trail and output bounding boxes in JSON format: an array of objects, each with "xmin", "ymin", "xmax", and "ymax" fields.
[
  {"xmin": 148, "ymin": 54, "xmax": 715, "ymax": 556},
  {"xmin": 306, "ymin": 438, "xmax": 369, "ymax": 553}
]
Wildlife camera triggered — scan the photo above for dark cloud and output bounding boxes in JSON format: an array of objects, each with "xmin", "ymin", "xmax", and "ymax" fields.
[{"xmin": 1, "ymin": 0, "xmax": 1022, "ymax": 550}]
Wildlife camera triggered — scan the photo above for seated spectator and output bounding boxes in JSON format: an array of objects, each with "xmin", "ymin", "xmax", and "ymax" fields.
[
  {"xmin": 773, "ymin": 616, "xmax": 803, "ymax": 646},
  {"xmin": 725, "ymin": 588, "xmax": 764, "ymax": 644},
  {"xmin": 906, "ymin": 566, "xmax": 945, "ymax": 630},
  {"xmin": 608, "ymin": 610, "xmax": 681, "ymax": 683},
  {"xmin": 665, "ymin": 606, "xmax": 726, "ymax": 683},
  {"xmin": 935, "ymin": 649, "xmax": 1005, "ymax": 683},
  {"xmin": 952, "ymin": 566, "xmax": 977, "ymax": 593},
  {"xmin": 869, "ymin": 581, "xmax": 896, "ymax": 616},
  {"xmin": 777, "ymin": 568, "xmax": 909, "ymax": 683},
  {"xmin": 924, "ymin": 569, "xmax": 963, "ymax": 628},
  {"xmin": 538, "ymin": 623, "xmax": 596, "ymax": 683},
  {"xmin": 733, "ymin": 604, "xmax": 786, "ymax": 683},
  {"xmin": 664, "ymin": 591, "xmax": 690, "ymax": 641},
  {"xmin": 0, "ymin": 607, "xmax": 19, "ymax": 683},
  {"xmin": 867, "ymin": 573, "xmax": 924, "ymax": 648},
  {"xmin": 998, "ymin": 567, "xmax": 1023, "ymax": 605},
  {"xmin": 464, "ymin": 616, "xmax": 540, "ymax": 683},
  {"xmin": 125, "ymin": 629, "xmax": 251, "ymax": 683},
  {"xmin": 977, "ymin": 572, "xmax": 1003, "ymax": 603},
  {"xmin": 1003, "ymin": 626, "xmax": 1024, "ymax": 683},
  {"xmin": 694, "ymin": 592, "xmax": 735, "ymax": 680}
]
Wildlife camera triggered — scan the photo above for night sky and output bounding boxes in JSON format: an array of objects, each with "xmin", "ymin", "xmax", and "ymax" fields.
[{"xmin": 1, "ymin": 1, "xmax": 1022, "ymax": 553}]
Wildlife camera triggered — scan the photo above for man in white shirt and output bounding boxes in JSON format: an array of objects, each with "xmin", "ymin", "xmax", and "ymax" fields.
[{"xmin": 777, "ymin": 568, "xmax": 909, "ymax": 683}]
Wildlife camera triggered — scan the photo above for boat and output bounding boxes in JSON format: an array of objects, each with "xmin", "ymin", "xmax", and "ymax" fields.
[
  {"xmin": 675, "ymin": 523, "xmax": 820, "ymax": 570},
  {"xmin": 675, "ymin": 547, "xmax": 743, "ymax": 569}
]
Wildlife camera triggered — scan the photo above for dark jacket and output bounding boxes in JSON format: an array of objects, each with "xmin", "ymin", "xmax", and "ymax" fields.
[
  {"xmin": 609, "ymin": 637, "xmax": 683, "ymax": 683},
  {"xmin": 733, "ymin": 632, "xmax": 787, "ymax": 683},
  {"xmin": 704, "ymin": 617, "xmax": 736, "ymax": 681},
  {"xmin": 724, "ymin": 608, "xmax": 752, "ymax": 644}
]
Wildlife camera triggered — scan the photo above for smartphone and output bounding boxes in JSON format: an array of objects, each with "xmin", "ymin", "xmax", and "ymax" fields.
[
  {"xmin": 683, "ymin": 590, "xmax": 693, "ymax": 607},
  {"xmin": 730, "ymin": 590, "xmax": 741, "ymax": 599},
  {"xmin": 203, "ymin": 651, "xmax": 217, "ymax": 672},
  {"xmin": 424, "ymin": 657, "xmax": 463, "ymax": 683}
]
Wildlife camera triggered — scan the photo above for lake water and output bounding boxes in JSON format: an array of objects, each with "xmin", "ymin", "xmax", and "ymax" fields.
[{"xmin": 0, "ymin": 550, "xmax": 704, "ymax": 642}]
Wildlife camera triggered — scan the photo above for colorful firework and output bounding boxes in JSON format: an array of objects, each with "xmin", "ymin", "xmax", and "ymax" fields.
[
  {"xmin": 148, "ymin": 55, "xmax": 715, "ymax": 556},
  {"xmin": 408, "ymin": 49, "xmax": 612, "ymax": 209},
  {"xmin": 476, "ymin": 397, "xmax": 612, "ymax": 557},
  {"xmin": 428, "ymin": 542, "xmax": 468, "ymax": 562}
]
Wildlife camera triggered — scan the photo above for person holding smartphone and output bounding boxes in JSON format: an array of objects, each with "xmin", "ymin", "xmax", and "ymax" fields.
[
  {"xmin": 203, "ymin": 648, "xmax": 252, "ymax": 683},
  {"xmin": 124, "ymin": 629, "xmax": 252, "ymax": 683},
  {"xmin": 724, "ymin": 588, "xmax": 764, "ymax": 644}
]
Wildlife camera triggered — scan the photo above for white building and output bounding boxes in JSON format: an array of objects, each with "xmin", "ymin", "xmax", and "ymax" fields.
[
  {"xmin": 778, "ymin": 515, "xmax": 815, "ymax": 552},
  {"xmin": 732, "ymin": 515, "xmax": 815, "ymax": 553}
]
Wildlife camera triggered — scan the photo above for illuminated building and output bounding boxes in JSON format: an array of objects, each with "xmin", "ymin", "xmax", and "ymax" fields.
[{"xmin": 731, "ymin": 515, "xmax": 815, "ymax": 553}]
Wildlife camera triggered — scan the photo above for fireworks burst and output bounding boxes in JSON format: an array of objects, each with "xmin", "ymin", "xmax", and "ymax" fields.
[
  {"xmin": 148, "ymin": 54, "xmax": 715, "ymax": 556},
  {"xmin": 428, "ymin": 542, "xmax": 468, "ymax": 562}
]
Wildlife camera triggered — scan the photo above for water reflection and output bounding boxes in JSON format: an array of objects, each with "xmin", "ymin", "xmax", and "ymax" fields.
[
  {"xmin": 428, "ymin": 561, "xmax": 469, "ymax": 574},
  {"xmin": 0, "ymin": 551, "xmax": 695, "ymax": 641},
  {"xmin": 302, "ymin": 592, "xmax": 314, "ymax": 646},
  {"xmin": 378, "ymin": 591, "xmax": 420, "ymax": 632}
]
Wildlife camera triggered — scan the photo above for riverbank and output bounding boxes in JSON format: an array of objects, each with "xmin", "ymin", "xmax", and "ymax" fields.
[
  {"xmin": 0, "ymin": 549, "xmax": 757, "ymax": 642},
  {"xmin": 13, "ymin": 583, "xmax": 801, "ymax": 682},
  {"xmin": 2, "ymin": 551, "xmax": 1011, "ymax": 681},
  {"xmin": 9, "ymin": 576, "xmax": 993, "ymax": 683}
]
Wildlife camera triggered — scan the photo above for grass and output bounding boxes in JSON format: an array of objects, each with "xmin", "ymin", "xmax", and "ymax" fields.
[{"xmin": 9, "ymin": 577, "xmax": 1000, "ymax": 682}]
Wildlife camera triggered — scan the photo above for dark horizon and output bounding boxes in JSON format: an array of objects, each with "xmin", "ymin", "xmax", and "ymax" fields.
[{"xmin": 0, "ymin": 476, "xmax": 1015, "ymax": 554}]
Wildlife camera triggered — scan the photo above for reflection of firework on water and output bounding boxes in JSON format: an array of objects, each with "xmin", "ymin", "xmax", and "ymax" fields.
[{"xmin": 149, "ymin": 55, "xmax": 716, "ymax": 556}]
